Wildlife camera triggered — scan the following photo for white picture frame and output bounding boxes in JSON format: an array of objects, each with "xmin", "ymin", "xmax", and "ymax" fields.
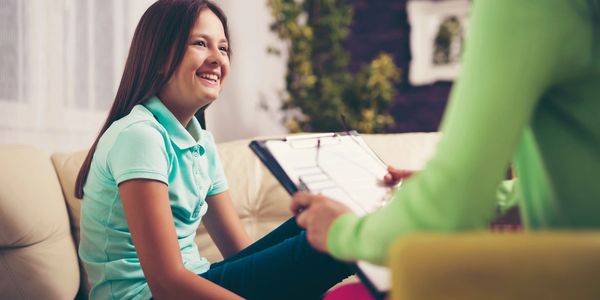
[{"xmin": 407, "ymin": 0, "xmax": 471, "ymax": 85}]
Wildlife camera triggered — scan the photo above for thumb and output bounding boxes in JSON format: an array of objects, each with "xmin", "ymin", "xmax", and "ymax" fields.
[
  {"xmin": 295, "ymin": 208, "xmax": 309, "ymax": 228},
  {"xmin": 290, "ymin": 192, "xmax": 312, "ymax": 215}
]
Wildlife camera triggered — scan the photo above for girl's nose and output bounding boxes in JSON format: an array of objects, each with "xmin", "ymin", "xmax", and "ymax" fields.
[{"xmin": 208, "ymin": 48, "xmax": 226, "ymax": 66}]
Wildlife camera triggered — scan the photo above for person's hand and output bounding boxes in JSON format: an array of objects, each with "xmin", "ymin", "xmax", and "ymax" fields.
[
  {"xmin": 290, "ymin": 192, "xmax": 352, "ymax": 253},
  {"xmin": 383, "ymin": 166, "xmax": 414, "ymax": 186}
]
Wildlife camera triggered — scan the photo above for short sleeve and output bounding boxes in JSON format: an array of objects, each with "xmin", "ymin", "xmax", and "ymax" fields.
[
  {"xmin": 203, "ymin": 131, "xmax": 228, "ymax": 195},
  {"xmin": 108, "ymin": 122, "xmax": 170, "ymax": 185}
]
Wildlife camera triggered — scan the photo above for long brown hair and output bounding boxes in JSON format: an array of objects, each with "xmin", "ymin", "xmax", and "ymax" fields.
[{"xmin": 75, "ymin": 0, "xmax": 230, "ymax": 198}]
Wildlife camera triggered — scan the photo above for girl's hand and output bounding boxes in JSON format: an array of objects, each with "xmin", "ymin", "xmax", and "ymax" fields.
[
  {"xmin": 290, "ymin": 192, "xmax": 352, "ymax": 253},
  {"xmin": 383, "ymin": 166, "xmax": 415, "ymax": 186}
]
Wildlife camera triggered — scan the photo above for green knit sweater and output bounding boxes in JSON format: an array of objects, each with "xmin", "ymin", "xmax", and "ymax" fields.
[{"xmin": 328, "ymin": 0, "xmax": 600, "ymax": 264}]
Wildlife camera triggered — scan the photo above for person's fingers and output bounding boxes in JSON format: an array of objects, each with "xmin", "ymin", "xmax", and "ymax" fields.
[
  {"xmin": 387, "ymin": 166, "xmax": 414, "ymax": 180},
  {"xmin": 290, "ymin": 192, "xmax": 312, "ymax": 215},
  {"xmin": 387, "ymin": 166, "xmax": 405, "ymax": 178},
  {"xmin": 295, "ymin": 208, "xmax": 308, "ymax": 228},
  {"xmin": 383, "ymin": 173, "xmax": 394, "ymax": 184}
]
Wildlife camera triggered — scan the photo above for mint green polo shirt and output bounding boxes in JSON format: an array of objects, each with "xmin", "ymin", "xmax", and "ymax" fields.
[{"xmin": 79, "ymin": 96, "xmax": 228, "ymax": 300}]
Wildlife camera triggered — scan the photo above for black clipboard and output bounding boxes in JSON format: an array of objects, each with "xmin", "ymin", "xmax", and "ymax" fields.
[{"xmin": 249, "ymin": 131, "xmax": 390, "ymax": 299}]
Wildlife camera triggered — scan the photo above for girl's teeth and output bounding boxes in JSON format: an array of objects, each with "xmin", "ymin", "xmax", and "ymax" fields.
[{"xmin": 199, "ymin": 73, "xmax": 218, "ymax": 81}]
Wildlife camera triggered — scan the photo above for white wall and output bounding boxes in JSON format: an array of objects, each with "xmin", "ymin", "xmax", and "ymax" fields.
[
  {"xmin": 206, "ymin": 0, "xmax": 288, "ymax": 142},
  {"xmin": 0, "ymin": 0, "xmax": 288, "ymax": 152}
]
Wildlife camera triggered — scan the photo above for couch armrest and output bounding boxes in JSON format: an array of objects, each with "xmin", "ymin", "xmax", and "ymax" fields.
[{"xmin": 388, "ymin": 232, "xmax": 600, "ymax": 300}]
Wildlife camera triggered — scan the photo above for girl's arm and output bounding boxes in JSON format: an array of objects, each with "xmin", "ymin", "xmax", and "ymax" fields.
[
  {"xmin": 120, "ymin": 179, "xmax": 242, "ymax": 300},
  {"xmin": 203, "ymin": 191, "xmax": 252, "ymax": 258}
]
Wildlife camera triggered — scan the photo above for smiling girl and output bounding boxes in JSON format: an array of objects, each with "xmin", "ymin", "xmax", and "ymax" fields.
[{"xmin": 75, "ymin": 1, "xmax": 351, "ymax": 299}]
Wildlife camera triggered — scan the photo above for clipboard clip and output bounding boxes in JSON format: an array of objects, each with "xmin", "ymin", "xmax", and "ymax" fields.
[
  {"xmin": 284, "ymin": 132, "xmax": 338, "ymax": 141},
  {"xmin": 286, "ymin": 133, "xmax": 344, "ymax": 149},
  {"xmin": 283, "ymin": 131, "xmax": 358, "ymax": 141}
]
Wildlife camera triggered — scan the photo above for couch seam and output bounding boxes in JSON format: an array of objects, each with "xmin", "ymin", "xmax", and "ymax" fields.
[
  {"xmin": 50, "ymin": 155, "xmax": 88, "ymax": 300},
  {"xmin": 0, "ymin": 228, "xmax": 74, "ymax": 251},
  {"xmin": 0, "ymin": 252, "xmax": 27, "ymax": 299},
  {"xmin": 0, "ymin": 227, "xmax": 80, "ymax": 299}
]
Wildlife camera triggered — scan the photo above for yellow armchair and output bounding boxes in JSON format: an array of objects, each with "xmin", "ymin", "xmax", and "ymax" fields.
[{"xmin": 388, "ymin": 232, "xmax": 600, "ymax": 300}]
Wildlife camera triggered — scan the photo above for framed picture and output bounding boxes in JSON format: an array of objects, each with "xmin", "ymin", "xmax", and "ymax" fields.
[{"xmin": 407, "ymin": 0, "xmax": 471, "ymax": 85}]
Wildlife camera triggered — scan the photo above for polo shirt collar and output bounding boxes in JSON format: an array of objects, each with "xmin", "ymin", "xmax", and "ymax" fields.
[{"xmin": 144, "ymin": 96, "xmax": 202, "ymax": 150}]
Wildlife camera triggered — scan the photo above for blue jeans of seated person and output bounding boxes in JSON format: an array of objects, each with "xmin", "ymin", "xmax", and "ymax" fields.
[{"xmin": 199, "ymin": 218, "xmax": 353, "ymax": 300}]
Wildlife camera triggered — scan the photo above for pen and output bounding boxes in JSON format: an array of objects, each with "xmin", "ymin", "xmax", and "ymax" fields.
[
  {"xmin": 316, "ymin": 138, "xmax": 321, "ymax": 166},
  {"xmin": 294, "ymin": 179, "xmax": 310, "ymax": 215}
]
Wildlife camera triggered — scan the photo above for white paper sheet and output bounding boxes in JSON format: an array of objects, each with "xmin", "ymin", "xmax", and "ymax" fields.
[{"xmin": 264, "ymin": 133, "xmax": 391, "ymax": 293}]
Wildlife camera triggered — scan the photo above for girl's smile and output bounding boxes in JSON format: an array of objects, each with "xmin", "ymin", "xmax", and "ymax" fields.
[{"xmin": 196, "ymin": 70, "xmax": 221, "ymax": 86}]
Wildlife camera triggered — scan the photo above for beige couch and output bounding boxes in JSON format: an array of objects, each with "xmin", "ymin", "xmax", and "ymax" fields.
[{"xmin": 0, "ymin": 133, "xmax": 440, "ymax": 299}]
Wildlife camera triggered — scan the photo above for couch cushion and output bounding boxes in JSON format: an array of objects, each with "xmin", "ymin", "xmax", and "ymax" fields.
[
  {"xmin": 195, "ymin": 138, "xmax": 292, "ymax": 261},
  {"xmin": 362, "ymin": 133, "xmax": 440, "ymax": 170},
  {"xmin": 50, "ymin": 150, "xmax": 90, "ymax": 297},
  {"xmin": 0, "ymin": 145, "xmax": 79, "ymax": 300}
]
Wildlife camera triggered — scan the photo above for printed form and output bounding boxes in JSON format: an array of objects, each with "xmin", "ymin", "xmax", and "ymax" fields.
[{"xmin": 264, "ymin": 133, "xmax": 394, "ymax": 293}]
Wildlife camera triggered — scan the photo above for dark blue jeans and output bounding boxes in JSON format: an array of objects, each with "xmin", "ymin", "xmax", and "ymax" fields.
[{"xmin": 199, "ymin": 218, "xmax": 353, "ymax": 299}]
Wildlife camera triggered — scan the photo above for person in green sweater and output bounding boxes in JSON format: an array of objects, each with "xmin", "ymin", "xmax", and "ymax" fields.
[{"xmin": 291, "ymin": 0, "xmax": 600, "ymax": 265}]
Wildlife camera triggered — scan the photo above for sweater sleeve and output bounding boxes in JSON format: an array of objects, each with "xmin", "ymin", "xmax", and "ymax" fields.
[{"xmin": 327, "ymin": 0, "xmax": 581, "ymax": 264}]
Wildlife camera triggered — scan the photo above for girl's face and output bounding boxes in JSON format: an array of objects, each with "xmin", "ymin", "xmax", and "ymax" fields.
[{"xmin": 160, "ymin": 9, "xmax": 229, "ymax": 119}]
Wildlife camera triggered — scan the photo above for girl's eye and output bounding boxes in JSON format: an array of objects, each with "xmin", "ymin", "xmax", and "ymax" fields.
[
  {"xmin": 219, "ymin": 46, "xmax": 229, "ymax": 53},
  {"xmin": 194, "ymin": 41, "xmax": 207, "ymax": 47}
]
